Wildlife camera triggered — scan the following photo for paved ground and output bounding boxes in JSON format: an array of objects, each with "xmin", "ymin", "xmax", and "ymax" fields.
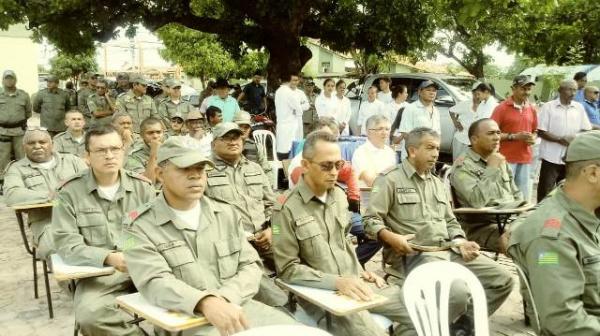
[{"xmin": 0, "ymin": 199, "xmax": 534, "ymax": 335}]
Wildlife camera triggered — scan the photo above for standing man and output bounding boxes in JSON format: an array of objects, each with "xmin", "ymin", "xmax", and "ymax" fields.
[
  {"xmin": 275, "ymin": 73, "xmax": 305, "ymax": 160},
  {"xmin": 398, "ymin": 80, "xmax": 440, "ymax": 159},
  {"xmin": 77, "ymin": 72, "xmax": 95, "ymax": 126},
  {"xmin": 87, "ymin": 78, "xmax": 116, "ymax": 127},
  {"xmin": 153, "ymin": 80, "xmax": 170, "ymax": 107},
  {"xmin": 508, "ymin": 130, "xmax": 600, "ymax": 335},
  {"xmin": 113, "ymin": 73, "xmax": 131, "ymax": 98},
  {"xmin": 4, "ymin": 128, "xmax": 87, "ymax": 259},
  {"xmin": 363, "ymin": 128, "xmax": 513, "ymax": 328},
  {"xmin": 158, "ymin": 79, "xmax": 194, "ymax": 128},
  {"xmin": 377, "ymin": 76, "xmax": 394, "ymax": 104},
  {"xmin": 357, "ymin": 86, "xmax": 386, "ymax": 135},
  {"xmin": 491, "ymin": 75, "xmax": 537, "ymax": 201},
  {"xmin": 0, "ymin": 70, "xmax": 31, "ymax": 184},
  {"xmin": 115, "ymin": 75, "xmax": 158, "ymax": 132},
  {"xmin": 450, "ymin": 83, "xmax": 480, "ymax": 161},
  {"xmin": 238, "ymin": 71, "xmax": 266, "ymax": 115},
  {"xmin": 122, "ymin": 137, "xmax": 296, "ymax": 336},
  {"xmin": 451, "ymin": 119, "xmax": 524, "ymax": 253},
  {"xmin": 33, "ymin": 75, "xmax": 71, "ymax": 136},
  {"xmin": 300, "ymin": 79, "xmax": 318, "ymax": 136},
  {"xmin": 582, "ymin": 86, "xmax": 600, "ymax": 129},
  {"xmin": 233, "ymin": 110, "xmax": 273, "ymax": 184},
  {"xmin": 53, "ymin": 110, "xmax": 87, "ymax": 156},
  {"xmin": 51, "ymin": 126, "xmax": 155, "ymax": 335},
  {"xmin": 273, "ymin": 131, "xmax": 416, "ymax": 336},
  {"xmin": 573, "ymin": 71, "xmax": 587, "ymax": 104},
  {"xmin": 537, "ymin": 79, "xmax": 591, "ymax": 201},
  {"xmin": 125, "ymin": 117, "xmax": 165, "ymax": 184},
  {"xmin": 206, "ymin": 78, "xmax": 240, "ymax": 122}
]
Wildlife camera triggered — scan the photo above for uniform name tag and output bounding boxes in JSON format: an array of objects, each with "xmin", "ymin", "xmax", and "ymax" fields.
[
  {"xmin": 396, "ymin": 188, "xmax": 416, "ymax": 194},
  {"xmin": 583, "ymin": 255, "xmax": 600, "ymax": 265},
  {"xmin": 296, "ymin": 216, "xmax": 315, "ymax": 226},
  {"xmin": 244, "ymin": 172, "xmax": 261, "ymax": 177}
]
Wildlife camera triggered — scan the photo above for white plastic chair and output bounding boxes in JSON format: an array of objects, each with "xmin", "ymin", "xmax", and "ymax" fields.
[
  {"xmin": 402, "ymin": 261, "xmax": 489, "ymax": 336},
  {"xmin": 253, "ymin": 130, "xmax": 282, "ymax": 188},
  {"xmin": 513, "ymin": 263, "xmax": 540, "ymax": 333}
]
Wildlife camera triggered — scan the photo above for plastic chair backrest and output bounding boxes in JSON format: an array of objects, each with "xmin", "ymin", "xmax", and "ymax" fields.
[
  {"xmin": 513, "ymin": 263, "xmax": 540, "ymax": 333},
  {"xmin": 402, "ymin": 261, "xmax": 489, "ymax": 336},
  {"xmin": 253, "ymin": 130, "xmax": 278, "ymax": 163},
  {"xmin": 439, "ymin": 164, "xmax": 457, "ymax": 209}
]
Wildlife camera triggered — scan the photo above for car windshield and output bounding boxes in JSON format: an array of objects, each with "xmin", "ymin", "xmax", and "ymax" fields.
[{"xmin": 443, "ymin": 78, "xmax": 477, "ymax": 101}]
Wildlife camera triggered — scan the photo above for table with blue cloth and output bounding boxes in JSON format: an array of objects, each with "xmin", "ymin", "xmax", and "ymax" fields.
[{"xmin": 289, "ymin": 136, "xmax": 367, "ymax": 161}]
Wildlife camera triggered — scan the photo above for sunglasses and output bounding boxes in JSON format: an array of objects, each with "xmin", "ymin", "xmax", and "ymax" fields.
[
  {"xmin": 170, "ymin": 119, "xmax": 184, "ymax": 124},
  {"xmin": 309, "ymin": 160, "xmax": 345, "ymax": 171}
]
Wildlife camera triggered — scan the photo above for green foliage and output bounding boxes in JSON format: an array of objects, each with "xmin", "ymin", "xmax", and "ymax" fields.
[
  {"xmin": 49, "ymin": 52, "xmax": 98, "ymax": 85},
  {"xmin": 0, "ymin": 1, "xmax": 25, "ymax": 29}
]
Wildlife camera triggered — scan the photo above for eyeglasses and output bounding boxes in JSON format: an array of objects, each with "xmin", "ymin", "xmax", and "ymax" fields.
[
  {"xmin": 171, "ymin": 119, "xmax": 184, "ymax": 124},
  {"xmin": 309, "ymin": 160, "xmax": 345, "ymax": 171},
  {"xmin": 26, "ymin": 126, "xmax": 48, "ymax": 131},
  {"xmin": 89, "ymin": 146, "xmax": 124, "ymax": 155},
  {"xmin": 368, "ymin": 127, "xmax": 391, "ymax": 132}
]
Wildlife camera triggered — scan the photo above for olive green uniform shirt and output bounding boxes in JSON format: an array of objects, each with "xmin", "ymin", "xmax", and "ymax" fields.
[
  {"xmin": 122, "ymin": 194, "xmax": 262, "ymax": 316},
  {"xmin": 508, "ymin": 188, "xmax": 600, "ymax": 335},
  {"xmin": 33, "ymin": 88, "xmax": 71, "ymax": 132},
  {"xmin": 204, "ymin": 155, "xmax": 275, "ymax": 234},
  {"xmin": 53, "ymin": 131, "xmax": 86, "ymax": 156},
  {"xmin": 363, "ymin": 161, "xmax": 465, "ymax": 250},
  {"xmin": 115, "ymin": 90, "xmax": 158, "ymax": 132},
  {"xmin": 124, "ymin": 143, "xmax": 150, "ymax": 174},
  {"xmin": 51, "ymin": 169, "xmax": 155, "ymax": 267},
  {"xmin": 77, "ymin": 87, "xmax": 93, "ymax": 120},
  {"xmin": 272, "ymin": 179, "xmax": 361, "ymax": 289},
  {"xmin": 158, "ymin": 99, "xmax": 193, "ymax": 128},
  {"xmin": 87, "ymin": 93, "xmax": 114, "ymax": 127},
  {"xmin": 0, "ymin": 88, "xmax": 31, "ymax": 136}
]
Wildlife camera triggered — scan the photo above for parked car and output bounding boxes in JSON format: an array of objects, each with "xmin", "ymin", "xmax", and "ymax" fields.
[{"xmin": 347, "ymin": 73, "xmax": 477, "ymax": 156}]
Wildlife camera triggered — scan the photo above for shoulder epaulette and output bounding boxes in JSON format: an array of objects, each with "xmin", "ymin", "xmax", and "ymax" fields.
[
  {"xmin": 125, "ymin": 170, "xmax": 152, "ymax": 184},
  {"xmin": 57, "ymin": 170, "xmax": 87, "ymax": 189},
  {"xmin": 53, "ymin": 131, "xmax": 67, "ymax": 140},
  {"xmin": 3, "ymin": 160, "xmax": 17, "ymax": 173},
  {"xmin": 381, "ymin": 164, "xmax": 400, "ymax": 176},
  {"xmin": 123, "ymin": 201, "xmax": 154, "ymax": 228},
  {"xmin": 273, "ymin": 190, "xmax": 293, "ymax": 211},
  {"xmin": 539, "ymin": 216, "xmax": 562, "ymax": 239}
]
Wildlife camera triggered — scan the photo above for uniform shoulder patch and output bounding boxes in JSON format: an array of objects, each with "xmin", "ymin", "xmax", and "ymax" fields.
[
  {"xmin": 539, "ymin": 217, "xmax": 562, "ymax": 239},
  {"xmin": 537, "ymin": 251, "xmax": 559, "ymax": 266},
  {"xmin": 123, "ymin": 201, "xmax": 153, "ymax": 228}
]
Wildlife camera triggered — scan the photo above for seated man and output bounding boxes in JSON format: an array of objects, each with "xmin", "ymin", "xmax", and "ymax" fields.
[
  {"xmin": 123, "ymin": 137, "xmax": 296, "ymax": 336},
  {"xmin": 168, "ymin": 112, "xmax": 185, "ymax": 136},
  {"xmin": 273, "ymin": 131, "xmax": 415, "ymax": 336},
  {"xmin": 52, "ymin": 125, "xmax": 155, "ymax": 335},
  {"xmin": 233, "ymin": 110, "xmax": 273, "ymax": 185},
  {"xmin": 508, "ymin": 131, "xmax": 600, "ymax": 335},
  {"xmin": 451, "ymin": 118, "xmax": 524, "ymax": 253},
  {"xmin": 111, "ymin": 111, "xmax": 140, "ymax": 152},
  {"xmin": 183, "ymin": 110, "xmax": 212, "ymax": 158},
  {"xmin": 352, "ymin": 114, "xmax": 397, "ymax": 188},
  {"xmin": 4, "ymin": 128, "xmax": 87, "ymax": 259},
  {"xmin": 125, "ymin": 117, "xmax": 165, "ymax": 184},
  {"xmin": 206, "ymin": 105, "xmax": 223, "ymax": 130},
  {"xmin": 363, "ymin": 127, "xmax": 513, "ymax": 330},
  {"xmin": 53, "ymin": 109, "xmax": 86, "ymax": 156}
]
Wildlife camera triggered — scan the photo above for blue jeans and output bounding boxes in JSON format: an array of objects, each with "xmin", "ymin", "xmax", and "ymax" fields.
[{"xmin": 509, "ymin": 163, "xmax": 531, "ymax": 202}]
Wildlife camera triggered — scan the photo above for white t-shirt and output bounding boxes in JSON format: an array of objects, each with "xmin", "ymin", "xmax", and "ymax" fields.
[
  {"xmin": 315, "ymin": 93, "xmax": 338, "ymax": 118},
  {"xmin": 351, "ymin": 139, "xmax": 397, "ymax": 188},
  {"xmin": 357, "ymin": 99, "xmax": 386, "ymax": 135},
  {"xmin": 476, "ymin": 96, "xmax": 498, "ymax": 120},
  {"xmin": 399, "ymin": 99, "xmax": 440, "ymax": 158},
  {"xmin": 450, "ymin": 100, "xmax": 477, "ymax": 145},
  {"xmin": 37, "ymin": 157, "xmax": 56, "ymax": 170},
  {"xmin": 98, "ymin": 182, "xmax": 120, "ymax": 201},
  {"xmin": 182, "ymin": 134, "xmax": 213, "ymax": 158},
  {"xmin": 334, "ymin": 95, "xmax": 352, "ymax": 135},
  {"xmin": 385, "ymin": 101, "xmax": 408, "ymax": 125},
  {"xmin": 538, "ymin": 99, "xmax": 591, "ymax": 164},
  {"xmin": 168, "ymin": 200, "xmax": 201, "ymax": 230},
  {"xmin": 377, "ymin": 91, "xmax": 394, "ymax": 104}
]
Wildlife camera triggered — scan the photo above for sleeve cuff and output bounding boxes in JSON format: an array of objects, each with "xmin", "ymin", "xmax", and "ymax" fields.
[
  {"xmin": 91, "ymin": 247, "xmax": 113, "ymax": 268},
  {"xmin": 187, "ymin": 289, "xmax": 222, "ymax": 316},
  {"xmin": 366, "ymin": 223, "xmax": 387, "ymax": 241}
]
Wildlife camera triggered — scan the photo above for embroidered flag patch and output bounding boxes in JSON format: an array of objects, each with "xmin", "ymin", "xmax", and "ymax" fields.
[
  {"xmin": 543, "ymin": 218, "xmax": 561, "ymax": 229},
  {"xmin": 537, "ymin": 251, "xmax": 559, "ymax": 265}
]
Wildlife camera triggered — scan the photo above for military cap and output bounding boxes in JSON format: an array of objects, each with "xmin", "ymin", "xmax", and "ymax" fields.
[
  {"xmin": 3, "ymin": 70, "xmax": 16, "ymax": 79},
  {"xmin": 233, "ymin": 110, "xmax": 252, "ymax": 126},
  {"xmin": 418, "ymin": 80, "xmax": 439, "ymax": 90},
  {"xmin": 213, "ymin": 122, "xmax": 242, "ymax": 139},
  {"xmin": 131, "ymin": 75, "xmax": 148, "ymax": 85},
  {"xmin": 185, "ymin": 110, "xmax": 204, "ymax": 120},
  {"xmin": 512, "ymin": 75, "xmax": 535, "ymax": 87},
  {"xmin": 168, "ymin": 79, "xmax": 182, "ymax": 88},
  {"xmin": 170, "ymin": 111, "xmax": 185, "ymax": 120},
  {"xmin": 46, "ymin": 75, "xmax": 59, "ymax": 83},
  {"xmin": 117, "ymin": 72, "xmax": 130, "ymax": 80},
  {"xmin": 565, "ymin": 131, "xmax": 600, "ymax": 162},
  {"xmin": 157, "ymin": 136, "xmax": 215, "ymax": 168}
]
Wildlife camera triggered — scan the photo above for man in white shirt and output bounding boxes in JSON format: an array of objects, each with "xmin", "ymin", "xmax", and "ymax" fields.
[
  {"xmin": 352, "ymin": 115, "xmax": 397, "ymax": 187},
  {"xmin": 377, "ymin": 76, "xmax": 394, "ymax": 104},
  {"xmin": 275, "ymin": 73, "xmax": 305, "ymax": 159},
  {"xmin": 450, "ymin": 83, "xmax": 480, "ymax": 160},
  {"xmin": 388, "ymin": 85, "xmax": 409, "ymax": 161},
  {"xmin": 357, "ymin": 86, "xmax": 385, "ymax": 135},
  {"xmin": 537, "ymin": 79, "xmax": 592, "ymax": 201},
  {"xmin": 399, "ymin": 80, "xmax": 440, "ymax": 159},
  {"xmin": 474, "ymin": 82, "xmax": 498, "ymax": 119}
]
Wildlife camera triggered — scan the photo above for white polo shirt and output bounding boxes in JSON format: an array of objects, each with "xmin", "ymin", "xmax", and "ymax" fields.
[
  {"xmin": 538, "ymin": 99, "xmax": 591, "ymax": 164},
  {"xmin": 399, "ymin": 99, "xmax": 440, "ymax": 134},
  {"xmin": 357, "ymin": 99, "xmax": 386, "ymax": 135},
  {"xmin": 351, "ymin": 139, "xmax": 397, "ymax": 188}
]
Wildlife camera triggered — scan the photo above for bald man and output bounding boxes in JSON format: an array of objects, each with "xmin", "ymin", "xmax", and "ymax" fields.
[{"xmin": 3, "ymin": 129, "xmax": 87, "ymax": 258}]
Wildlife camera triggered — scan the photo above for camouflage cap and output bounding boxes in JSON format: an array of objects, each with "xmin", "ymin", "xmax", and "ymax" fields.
[
  {"xmin": 565, "ymin": 131, "xmax": 600, "ymax": 162},
  {"xmin": 512, "ymin": 75, "xmax": 535, "ymax": 87},
  {"xmin": 232, "ymin": 110, "xmax": 252, "ymax": 126},
  {"xmin": 131, "ymin": 75, "xmax": 148, "ymax": 85},
  {"xmin": 2, "ymin": 70, "xmax": 16, "ymax": 79},
  {"xmin": 213, "ymin": 122, "xmax": 243, "ymax": 139},
  {"xmin": 185, "ymin": 110, "xmax": 204, "ymax": 120},
  {"xmin": 117, "ymin": 72, "xmax": 130, "ymax": 80},
  {"xmin": 157, "ymin": 136, "xmax": 215, "ymax": 168}
]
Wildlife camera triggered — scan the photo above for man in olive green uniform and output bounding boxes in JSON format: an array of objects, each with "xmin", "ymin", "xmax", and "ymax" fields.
[
  {"xmin": 51, "ymin": 126, "xmax": 155, "ymax": 336},
  {"xmin": 77, "ymin": 73, "xmax": 93, "ymax": 126},
  {"xmin": 115, "ymin": 75, "xmax": 158, "ymax": 132},
  {"xmin": 33, "ymin": 75, "xmax": 71, "ymax": 136},
  {"xmin": 153, "ymin": 80, "xmax": 170, "ymax": 107},
  {"xmin": 87, "ymin": 78, "xmax": 116, "ymax": 127},
  {"xmin": 112, "ymin": 112, "xmax": 141, "ymax": 153},
  {"xmin": 0, "ymin": 70, "xmax": 31, "ymax": 183},
  {"xmin": 508, "ymin": 130, "xmax": 600, "ymax": 336},
  {"xmin": 273, "ymin": 131, "xmax": 415, "ymax": 336},
  {"xmin": 53, "ymin": 110, "xmax": 86, "ymax": 156},
  {"xmin": 125, "ymin": 117, "xmax": 164, "ymax": 184},
  {"xmin": 233, "ymin": 110, "xmax": 273, "ymax": 185},
  {"xmin": 4, "ymin": 129, "xmax": 87, "ymax": 259},
  {"xmin": 363, "ymin": 127, "xmax": 513, "ymax": 327},
  {"xmin": 451, "ymin": 118, "xmax": 524, "ymax": 252},
  {"xmin": 122, "ymin": 137, "xmax": 296, "ymax": 336},
  {"xmin": 158, "ymin": 79, "xmax": 193, "ymax": 128}
]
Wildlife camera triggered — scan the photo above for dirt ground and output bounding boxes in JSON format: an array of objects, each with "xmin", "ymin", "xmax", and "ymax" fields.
[{"xmin": 0, "ymin": 197, "xmax": 534, "ymax": 336}]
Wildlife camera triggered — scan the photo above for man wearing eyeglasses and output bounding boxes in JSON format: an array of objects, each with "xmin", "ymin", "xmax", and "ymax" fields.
[
  {"xmin": 273, "ymin": 130, "xmax": 416, "ymax": 336},
  {"xmin": 158, "ymin": 79, "xmax": 194, "ymax": 129},
  {"xmin": 583, "ymin": 86, "xmax": 600, "ymax": 130},
  {"xmin": 115, "ymin": 75, "xmax": 158, "ymax": 133},
  {"xmin": 87, "ymin": 78, "xmax": 116, "ymax": 127},
  {"xmin": 125, "ymin": 117, "xmax": 165, "ymax": 184},
  {"xmin": 204, "ymin": 122, "xmax": 288, "ymax": 307},
  {"xmin": 4, "ymin": 128, "xmax": 87, "ymax": 259},
  {"xmin": 51, "ymin": 125, "xmax": 156, "ymax": 336},
  {"xmin": 352, "ymin": 114, "xmax": 397, "ymax": 188}
]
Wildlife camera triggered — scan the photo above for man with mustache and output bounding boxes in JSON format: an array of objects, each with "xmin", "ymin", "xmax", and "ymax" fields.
[
  {"xmin": 204, "ymin": 122, "xmax": 287, "ymax": 307},
  {"xmin": 451, "ymin": 118, "xmax": 524, "ymax": 253}
]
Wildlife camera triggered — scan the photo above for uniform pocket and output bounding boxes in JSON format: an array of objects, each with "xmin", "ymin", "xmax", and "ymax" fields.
[
  {"xmin": 159, "ymin": 240, "xmax": 196, "ymax": 281},
  {"xmin": 433, "ymin": 193, "xmax": 448, "ymax": 219},
  {"xmin": 396, "ymin": 192, "xmax": 421, "ymax": 219},
  {"xmin": 582, "ymin": 255, "xmax": 600, "ymax": 306},
  {"xmin": 78, "ymin": 211, "xmax": 108, "ymax": 247},
  {"xmin": 244, "ymin": 173, "xmax": 263, "ymax": 199},
  {"xmin": 215, "ymin": 238, "xmax": 241, "ymax": 279},
  {"xmin": 24, "ymin": 175, "xmax": 45, "ymax": 188},
  {"xmin": 207, "ymin": 175, "xmax": 235, "ymax": 201}
]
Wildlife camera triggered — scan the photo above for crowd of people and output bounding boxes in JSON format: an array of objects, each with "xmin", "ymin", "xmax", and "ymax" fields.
[{"xmin": 2, "ymin": 65, "xmax": 600, "ymax": 336}]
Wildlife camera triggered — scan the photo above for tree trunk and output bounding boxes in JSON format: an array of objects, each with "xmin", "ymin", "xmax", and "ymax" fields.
[{"xmin": 264, "ymin": 35, "xmax": 311, "ymax": 93}]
